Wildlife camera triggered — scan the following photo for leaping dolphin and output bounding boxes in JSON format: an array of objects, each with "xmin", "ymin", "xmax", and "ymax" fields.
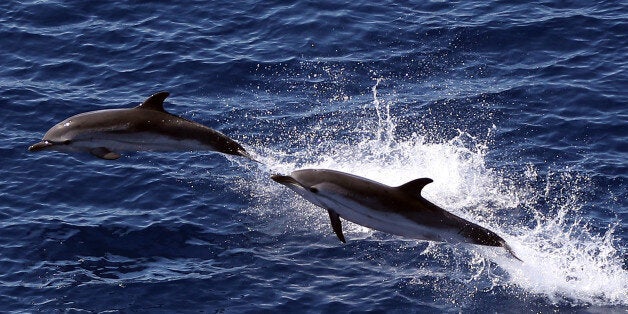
[
  {"xmin": 28, "ymin": 91, "xmax": 253, "ymax": 160},
  {"xmin": 272, "ymin": 169, "xmax": 521, "ymax": 261}
]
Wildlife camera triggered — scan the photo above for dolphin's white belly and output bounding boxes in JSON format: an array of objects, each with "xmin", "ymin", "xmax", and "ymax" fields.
[
  {"xmin": 75, "ymin": 132, "xmax": 211, "ymax": 152},
  {"xmin": 320, "ymin": 196, "xmax": 468, "ymax": 244}
]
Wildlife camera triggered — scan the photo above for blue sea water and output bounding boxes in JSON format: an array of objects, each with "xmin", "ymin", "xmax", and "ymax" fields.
[{"xmin": 1, "ymin": 0, "xmax": 626, "ymax": 312}]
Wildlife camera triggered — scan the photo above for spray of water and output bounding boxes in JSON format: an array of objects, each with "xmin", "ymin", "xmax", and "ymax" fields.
[{"xmin": 236, "ymin": 79, "xmax": 627, "ymax": 306}]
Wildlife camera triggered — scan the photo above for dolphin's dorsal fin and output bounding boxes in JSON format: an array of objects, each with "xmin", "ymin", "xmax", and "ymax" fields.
[
  {"xmin": 397, "ymin": 178, "xmax": 433, "ymax": 196},
  {"xmin": 328, "ymin": 210, "xmax": 346, "ymax": 243},
  {"xmin": 136, "ymin": 91, "xmax": 170, "ymax": 112}
]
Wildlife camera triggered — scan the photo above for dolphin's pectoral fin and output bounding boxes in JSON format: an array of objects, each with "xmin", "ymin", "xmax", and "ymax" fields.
[
  {"xmin": 397, "ymin": 178, "xmax": 434, "ymax": 196},
  {"xmin": 90, "ymin": 147, "xmax": 121, "ymax": 160},
  {"xmin": 328, "ymin": 210, "xmax": 346, "ymax": 243},
  {"xmin": 136, "ymin": 91, "xmax": 170, "ymax": 112}
]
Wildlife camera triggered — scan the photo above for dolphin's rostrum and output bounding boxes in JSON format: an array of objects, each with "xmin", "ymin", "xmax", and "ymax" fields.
[
  {"xmin": 29, "ymin": 91, "xmax": 253, "ymax": 160},
  {"xmin": 272, "ymin": 169, "xmax": 521, "ymax": 261}
]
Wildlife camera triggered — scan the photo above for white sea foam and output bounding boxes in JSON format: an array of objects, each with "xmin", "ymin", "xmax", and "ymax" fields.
[{"xmin": 237, "ymin": 79, "xmax": 627, "ymax": 306}]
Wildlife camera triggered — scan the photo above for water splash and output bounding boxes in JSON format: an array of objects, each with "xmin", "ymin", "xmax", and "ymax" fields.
[
  {"xmin": 371, "ymin": 78, "xmax": 395, "ymax": 144},
  {"xmin": 488, "ymin": 167, "xmax": 627, "ymax": 305},
  {"xmin": 238, "ymin": 79, "xmax": 627, "ymax": 307}
]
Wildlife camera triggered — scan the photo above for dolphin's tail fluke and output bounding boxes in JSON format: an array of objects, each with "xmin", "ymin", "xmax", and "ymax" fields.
[
  {"xmin": 501, "ymin": 241, "xmax": 523, "ymax": 262},
  {"xmin": 236, "ymin": 148, "xmax": 261, "ymax": 163}
]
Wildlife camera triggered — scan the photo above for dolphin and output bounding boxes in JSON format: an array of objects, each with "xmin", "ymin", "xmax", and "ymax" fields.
[
  {"xmin": 28, "ymin": 91, "xmax": 253, "ymax": 160},
  {"xmin": 271, "ymin": 169, "xmax": 521, "ymax": 261}
]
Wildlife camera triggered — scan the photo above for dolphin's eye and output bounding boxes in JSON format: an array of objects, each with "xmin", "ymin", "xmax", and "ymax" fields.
[
  {"xmin": 309, "ymin": 187, "xmax": 319, "ymax": 193},
  {"xmin": 62, "ymin": 140, "xmax": 71, "ymax": 145}
]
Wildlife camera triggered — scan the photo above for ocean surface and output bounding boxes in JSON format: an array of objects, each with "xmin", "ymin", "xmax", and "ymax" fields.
[{"xmin": 1, "ymin": 0, "xmax": 626, "ymax": 312}]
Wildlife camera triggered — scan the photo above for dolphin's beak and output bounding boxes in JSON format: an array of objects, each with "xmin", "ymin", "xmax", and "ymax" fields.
[
  {"xmin": 271, "ymin": 174, "xmax": 299, "ymax": 185},
  {"xmin": 28, "ymin": 141, "xmax": 53, "ymax": 152},
  {"xmin": 271, "ymin": 174, "xmax": 326, "ymax": 208}
]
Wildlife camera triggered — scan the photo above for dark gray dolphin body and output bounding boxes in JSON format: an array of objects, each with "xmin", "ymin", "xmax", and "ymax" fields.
[
  {"xmin": 272, "ymin": 169, "xmax": 521, "ymax": 261},
  {"xmin": 29, "ymin": 91, "xmax": 253, "ymax": 160}
]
